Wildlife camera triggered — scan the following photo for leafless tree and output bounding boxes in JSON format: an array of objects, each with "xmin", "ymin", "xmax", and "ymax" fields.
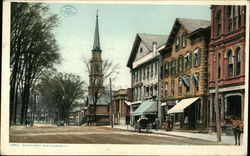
[{"xmin": 83, "ymin": 57, "xmax": 120, "ymax": 123}]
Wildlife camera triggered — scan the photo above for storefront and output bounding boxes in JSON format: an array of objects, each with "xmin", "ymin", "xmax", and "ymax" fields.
[
  {"xmin": 132, "ymin": 100, "xmax": 157, "ymax": 124},
  {"xmin": 167, "ymin": 97, "xmax": 205, "ymax": 130}
]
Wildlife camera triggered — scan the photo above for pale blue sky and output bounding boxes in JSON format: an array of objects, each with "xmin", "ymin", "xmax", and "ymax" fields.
[{"xmin": 48, "ymin": 3, "xmax": 211, "ymax": 90}]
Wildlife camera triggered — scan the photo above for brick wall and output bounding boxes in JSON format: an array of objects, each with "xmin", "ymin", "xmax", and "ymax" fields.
[
  {"xmin": 209, "ymin": 5, "xmax": 246, "ymax": 89},
  {"xmin": 161, "ymin": 26, "xmax": 210, "ymax": 101}
]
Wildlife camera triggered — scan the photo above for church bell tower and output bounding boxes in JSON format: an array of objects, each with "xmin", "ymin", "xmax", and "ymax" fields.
[{"xmin": 88, "ymin": 11, "xmax": 104, "ymax": 95}]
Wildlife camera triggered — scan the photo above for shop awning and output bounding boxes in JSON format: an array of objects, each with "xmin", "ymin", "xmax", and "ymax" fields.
[
  {"xmin": 132, "ymin": 100, "xmax": 157, "ymax": 116},
  {"xmin": 167, "ymin": 97, "xmax": 200, "ymax": 114}
]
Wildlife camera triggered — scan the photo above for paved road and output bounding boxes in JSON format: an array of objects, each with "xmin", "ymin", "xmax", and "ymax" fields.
[{"xmin": 10, "ymin": 125, "xmax": 222, "ymax": 145}]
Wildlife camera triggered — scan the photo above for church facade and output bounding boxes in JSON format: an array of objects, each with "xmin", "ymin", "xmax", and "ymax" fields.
[{"xmin": 85, "ymin": 12, "xmax": 110, "ymax": 126}]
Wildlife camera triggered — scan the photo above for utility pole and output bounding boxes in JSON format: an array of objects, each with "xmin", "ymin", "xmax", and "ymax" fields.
[
  {"xmin": 110, "ymin": 78, "xmax": 113, "ymax": 128},
  {"xmin": 215, "ymin": 47, "xmax": 221, "ymax": 142},
  {"xmin": 157, "ymin": 55, "xmax": 162, "ymax": 125}
]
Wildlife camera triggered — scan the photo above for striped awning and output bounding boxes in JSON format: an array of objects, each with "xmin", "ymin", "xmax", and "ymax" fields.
[{"xmin": 167, "ymin": 97, "xmax": 199, "ymax": 114}]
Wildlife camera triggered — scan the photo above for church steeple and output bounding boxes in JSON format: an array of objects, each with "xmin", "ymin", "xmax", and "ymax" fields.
[
  {"xmin": 88, "ymin": 10, "xmax": 104, "ymax": 96},
  {"xmin": 92, "ymin": 10, "xmax": 101, "ymax": 52}
]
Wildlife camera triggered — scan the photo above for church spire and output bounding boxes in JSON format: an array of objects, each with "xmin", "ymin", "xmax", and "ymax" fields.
[{"xmin": 92, "ymin": 10, "xmax": 101, "ymax": 51}]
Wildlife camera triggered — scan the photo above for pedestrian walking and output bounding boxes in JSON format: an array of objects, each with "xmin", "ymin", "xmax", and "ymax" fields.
[{"xmin": 155, "ymin": 118, "xmax": 160, "ymax": 131}]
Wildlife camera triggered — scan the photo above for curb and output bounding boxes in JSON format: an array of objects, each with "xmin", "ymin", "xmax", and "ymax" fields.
[{"xmin": 112, "ymin": 126, "xmax": 231, "ymax": 145}]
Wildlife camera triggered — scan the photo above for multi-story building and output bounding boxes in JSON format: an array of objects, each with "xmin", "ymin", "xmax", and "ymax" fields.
[
  {"xmin": 127, "ymin": 33, "xmax": 168, "ymax": 125},
  {"xmin": 208, "ymin": 5, "xmax": 246, "ymax": 132},
  {"xmin": 110, "ymin": 89, "xmax": 130, "ymax": 125},
  {"xmin": 159, "ymin": 18, "xmax": 210, "ymax": 130}
]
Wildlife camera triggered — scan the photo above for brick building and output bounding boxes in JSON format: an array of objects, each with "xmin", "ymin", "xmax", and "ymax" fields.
[
  {"xmin": 159, "ymin": 18, "xmax": 210, "ymax": 130},
  {"xmin": 208, "ymin": 5, "xmax": 246, "ymax": 132},
  {"xmin": 110, "ymin": 89, "xmax": 130, "ymax": 125}
]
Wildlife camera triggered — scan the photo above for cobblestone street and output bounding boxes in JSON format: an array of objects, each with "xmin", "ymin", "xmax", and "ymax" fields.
[{"xmin": 10, "ymin": 125, "xmax": 224, "ymax": 145}]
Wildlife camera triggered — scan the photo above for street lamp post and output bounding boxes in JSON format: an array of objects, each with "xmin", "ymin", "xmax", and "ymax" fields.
[
  {"xmin": 157, "ymin": 55, "xmax": 162, "ymax": 125},
  {"xmin": 110, "ymin": 78, "xmax": 113, "ymax": 128}
]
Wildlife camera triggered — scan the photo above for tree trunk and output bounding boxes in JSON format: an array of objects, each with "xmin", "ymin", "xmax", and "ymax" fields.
[
  {"xmin": 9, "ymin": 80, "xmax": 16, "ymax": 126},
  {"xmin": 93, "ymin": 95, "xmax": 97, "ymax": 124},
  {"xmin": 215, "ymin": 48, "xmax": 221, "ymax": 142},
  {"xmin": 13, "ymin": 83, "xmax": 19, "ymax": 125}
]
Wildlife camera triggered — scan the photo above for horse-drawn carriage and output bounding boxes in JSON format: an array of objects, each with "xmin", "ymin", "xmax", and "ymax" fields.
[
  {"xmin": 135, "ymin": 117, "xmax": 151, "ymax": 133},
  {"xmin": 225, "ymin": 115, "xmax": 244, "ymax": 146}
]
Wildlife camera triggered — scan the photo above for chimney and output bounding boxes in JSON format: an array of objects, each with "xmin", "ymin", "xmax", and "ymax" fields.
[{"xmin": 153, "ymin": 41, "xmax": 157, "ymax": 55}]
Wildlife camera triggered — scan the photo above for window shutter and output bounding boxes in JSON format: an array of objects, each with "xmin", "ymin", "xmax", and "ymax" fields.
[{"xmin": 160, "ymin": 65, "xmax": 164, "ymax": 79}]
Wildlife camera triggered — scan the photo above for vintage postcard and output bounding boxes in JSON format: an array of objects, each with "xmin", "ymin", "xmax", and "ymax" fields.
[{"xmin": 1, "ymin": 0, "xmax": 249, "ymax": 155}]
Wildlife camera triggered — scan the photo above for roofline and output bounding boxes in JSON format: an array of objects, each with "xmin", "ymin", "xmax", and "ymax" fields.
[
  {"xmin": 162, "ymin": 18, "xmax": 181, "ymax": 53},
  {"xmin": 160, "ymin": 17, "xmax": 210, "ymax": 55},
  {"xmin": 127, "ymin": 33, "xmax": 167, "ymax": 68},
  {"xmin": 127, "ymin": 33, "xmax": 140, "ymax": 68},
  {"xmin": 189, "ymin": 25, "xmax": 211, "ymax": 37},
  {"xmin": 131, "ymin": 55, "xmax": 159, "ymax": 70}
]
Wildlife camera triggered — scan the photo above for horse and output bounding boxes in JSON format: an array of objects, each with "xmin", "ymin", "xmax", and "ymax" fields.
[{"xmin": 224, "ymin": 116, "xmax": 243, "ymax": 146}]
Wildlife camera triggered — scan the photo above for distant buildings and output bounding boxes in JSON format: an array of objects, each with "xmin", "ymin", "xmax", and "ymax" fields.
[
  {"xmin": 69, "ymin": 104, "xmax": 85, "ymax": 126},
  {"xmin": 208, "ymin": 5, "xmax": 246, "ymax": 132}
]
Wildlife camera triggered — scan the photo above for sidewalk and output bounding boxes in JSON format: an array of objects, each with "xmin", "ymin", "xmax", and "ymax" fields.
[{"xmin": 109, "ymin": 125, "xmax": 243, "ymax": 145}]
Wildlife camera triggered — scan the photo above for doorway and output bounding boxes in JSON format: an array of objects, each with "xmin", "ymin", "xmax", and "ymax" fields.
[{"xmin": 226, "ymin": 95, "xmax": 242, "ymax": 119}]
